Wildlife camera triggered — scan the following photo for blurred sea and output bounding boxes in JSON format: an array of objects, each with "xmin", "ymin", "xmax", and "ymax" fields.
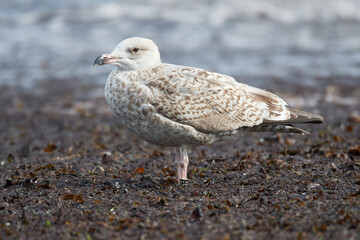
[{"xmin": 1, "ymin": 0, "xmax": 360, "ymax": 88}]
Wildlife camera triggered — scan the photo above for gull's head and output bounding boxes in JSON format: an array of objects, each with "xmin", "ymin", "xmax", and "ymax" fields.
[{"xmin": 94, "ymin": 37, "xmax": 161, "ymax": 71}]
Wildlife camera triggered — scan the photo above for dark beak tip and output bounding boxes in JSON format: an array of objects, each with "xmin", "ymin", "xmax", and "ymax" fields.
[{"xmin": 93, "ymin": 55, "xmax": 104, "ymax": 66}]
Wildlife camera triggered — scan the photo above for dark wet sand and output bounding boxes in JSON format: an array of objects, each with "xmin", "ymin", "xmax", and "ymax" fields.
[{"xmin": 1, "ymin": 77, "xmax": 359, "ymax": 239}]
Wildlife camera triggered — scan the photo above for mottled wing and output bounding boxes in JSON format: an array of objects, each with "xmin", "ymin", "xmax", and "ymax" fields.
[{"xmin": 146, "ymin": 64, "xmax": 291, "ymax": 133}]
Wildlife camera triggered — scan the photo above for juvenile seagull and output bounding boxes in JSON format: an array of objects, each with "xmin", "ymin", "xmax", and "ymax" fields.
[{"xmin": 94, "ymin": 37, "xmax": 324, "ymax": 184}]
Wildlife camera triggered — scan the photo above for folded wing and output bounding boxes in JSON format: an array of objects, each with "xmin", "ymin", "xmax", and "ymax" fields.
[{"xmin": 147, "ymin": 64, "xmax": 322, "ymax": 134}]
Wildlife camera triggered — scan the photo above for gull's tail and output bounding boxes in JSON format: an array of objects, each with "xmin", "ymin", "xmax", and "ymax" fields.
[
  {"xmin": 246, "ymin": 108, "xmax": 324, "ymax": 135},
  {"xmin": 282, "ymin": 108, "xmax": 324, "ymax": 124}
]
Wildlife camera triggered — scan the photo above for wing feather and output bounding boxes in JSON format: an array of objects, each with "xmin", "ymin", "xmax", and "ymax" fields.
[{"xmin": 146, "ymin": 64, "xmax": 291, "ymax": 133}]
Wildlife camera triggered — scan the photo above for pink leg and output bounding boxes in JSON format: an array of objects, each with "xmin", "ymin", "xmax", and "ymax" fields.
[{"xmin": 176, "ymin": 147, "xmax": 189, "ymax": 184}]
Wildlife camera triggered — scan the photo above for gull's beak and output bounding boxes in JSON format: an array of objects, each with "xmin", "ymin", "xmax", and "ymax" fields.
[
  {"xmin": 93, "ymin": 55, "xmax": 106, "ymax": 66},
  {"xmin": 93, "ymin": 54, "xmax": 121, "ymax": 66}
]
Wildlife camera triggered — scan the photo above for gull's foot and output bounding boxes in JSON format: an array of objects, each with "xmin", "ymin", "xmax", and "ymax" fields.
[{"xmin": 180, "ymin": 179, "xmax": 188, "ymax": 185}]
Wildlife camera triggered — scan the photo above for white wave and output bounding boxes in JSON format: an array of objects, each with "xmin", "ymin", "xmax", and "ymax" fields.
[{"xmin": 0, "ymin": 0, "xmax": 360, "ymax": 88}]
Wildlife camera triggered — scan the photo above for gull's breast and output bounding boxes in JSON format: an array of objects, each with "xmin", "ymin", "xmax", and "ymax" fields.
[{"xmin": 104, "ymin": 70, "xmax": 217, "ymax": 146}]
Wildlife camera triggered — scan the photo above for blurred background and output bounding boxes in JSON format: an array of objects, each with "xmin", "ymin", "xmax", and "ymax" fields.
[
  {"xmin": 1, "ymin": 0, "xmax": 359, "ymax": 138},
  {"xmin": 1, "ymin": 0, "xmax": 359, "ymax": 89}
]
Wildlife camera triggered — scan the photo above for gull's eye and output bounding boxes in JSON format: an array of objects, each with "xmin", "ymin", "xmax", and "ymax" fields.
[{"xmin": 132, "ymin": 47, "xmax": 140, "ymax": 53}]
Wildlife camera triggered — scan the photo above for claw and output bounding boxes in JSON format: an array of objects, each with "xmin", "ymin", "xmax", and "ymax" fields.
[{"xmin": 180, "ymin": 179, "xmax": 188, "ymax": 185}]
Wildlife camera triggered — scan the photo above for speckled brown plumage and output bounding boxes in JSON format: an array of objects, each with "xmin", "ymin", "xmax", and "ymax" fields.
[{"xmin": 94, "ymin": 37, "xmax": 324, "ymax": 183}]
